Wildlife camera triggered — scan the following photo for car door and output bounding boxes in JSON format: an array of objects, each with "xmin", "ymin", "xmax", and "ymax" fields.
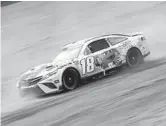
[{"xmin": 79, "ymin": 38, "xmax": 116, "ymax": 78}]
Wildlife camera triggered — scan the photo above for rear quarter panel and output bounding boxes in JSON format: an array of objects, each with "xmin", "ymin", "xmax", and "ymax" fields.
[{"xmin": 115, "ymin": 35, "xmax": 150, "ymax": 60}]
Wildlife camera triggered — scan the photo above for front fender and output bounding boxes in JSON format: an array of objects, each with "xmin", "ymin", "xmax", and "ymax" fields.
[
  {"xmin": 57, "ymin": 63, "xmax": 79, "ymax": 78},
  {"xmin": 54, "ymin": 64, "xmax": 79, "ymax": 87}
]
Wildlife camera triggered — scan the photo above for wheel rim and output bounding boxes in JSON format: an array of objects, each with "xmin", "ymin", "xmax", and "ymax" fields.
[
  {"xmin": 63, "ymin": 70, "xmax": 77, "ymax": 89},
  {"xmin": 128, "ymin": 49, "xmax": 141, "ymax": 66}
]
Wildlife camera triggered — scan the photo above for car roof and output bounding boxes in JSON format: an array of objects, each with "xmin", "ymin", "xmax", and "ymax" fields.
[
  {"xmin": 62, "ymin": 37, "xmax": 92, "ymax": 49},
  {"xmin": 63, "ymin": 34, "xmax": 129, "ymax": 49}
]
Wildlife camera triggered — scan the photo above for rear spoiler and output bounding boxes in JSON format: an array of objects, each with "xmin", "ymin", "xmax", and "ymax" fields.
[
  {"xmin": 127, "ymin": 32, "xmax": 143, "ymax": 37},
  {"xmin": 111, "ymin": 32, "xmax": 143, "ymax": 37}
]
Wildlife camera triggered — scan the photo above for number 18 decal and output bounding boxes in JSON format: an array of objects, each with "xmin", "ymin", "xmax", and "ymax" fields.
[{"xmin": 80, "ymin": 57, "xmax": 95, "ymax": 74}]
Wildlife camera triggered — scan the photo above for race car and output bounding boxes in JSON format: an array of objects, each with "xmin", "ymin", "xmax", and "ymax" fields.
[{"xmin": 17, "ymin": 32, "xmax": 150, "ymax": 96}]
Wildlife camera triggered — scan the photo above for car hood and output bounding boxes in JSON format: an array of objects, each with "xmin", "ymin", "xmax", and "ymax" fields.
[
  {"xmin": 20, "ymin": 58, "xmax": 75, "ymax": 81},
  {"xmin": 20, "ymin": 63, "xmax": 57, "ymax": 81},
  {"xmin": 52, "ymin": 58, "xmax": 75, "ymax": 67}
]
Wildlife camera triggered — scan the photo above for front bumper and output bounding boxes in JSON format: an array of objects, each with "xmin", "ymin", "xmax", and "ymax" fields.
[
  {"xmin": 18, "ymin": 85, "xmax": 45, "ymax": 97},
  {"xmin": 18, "ymin": 79, "xmax": 62, "ymax": 97}
]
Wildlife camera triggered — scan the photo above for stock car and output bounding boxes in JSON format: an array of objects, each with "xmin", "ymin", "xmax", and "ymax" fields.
[{"xmin": 17, "ymin": 32, "xmax": 150, "ymax": 96}]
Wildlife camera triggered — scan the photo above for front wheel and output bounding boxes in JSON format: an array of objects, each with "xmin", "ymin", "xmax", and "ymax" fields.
[
  {"xmin": 62, "ymin": 68, "xmax": 80, "ymax": 91},
  {"xmin": 126, "ymin": 48, "xmax": 143, "ymax": 68}
]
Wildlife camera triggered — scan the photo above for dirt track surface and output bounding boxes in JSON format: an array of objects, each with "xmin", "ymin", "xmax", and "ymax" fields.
[{"xmin": 1, "ymin": 1, "xmax": 166, "ymax": 126}]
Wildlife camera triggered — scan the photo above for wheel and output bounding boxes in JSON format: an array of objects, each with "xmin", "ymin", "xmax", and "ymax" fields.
[
  {"xmin": 62, "ymin": 68, "xmax": 80, "ymax": 91},
  {"xmin": 126, "ymin": 48, "xmax": 143, "ymax": 68}
]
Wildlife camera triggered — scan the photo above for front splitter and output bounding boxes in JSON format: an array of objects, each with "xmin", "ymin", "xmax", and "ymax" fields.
[{"xmin": 18, "ymin": 85, "xmax": 45, "ymax": 97}]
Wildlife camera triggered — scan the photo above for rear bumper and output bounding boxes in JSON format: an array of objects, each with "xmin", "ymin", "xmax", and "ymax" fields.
[{"xmin": 143, "ymin": 51, "xmax": 150, "ymax": 58}]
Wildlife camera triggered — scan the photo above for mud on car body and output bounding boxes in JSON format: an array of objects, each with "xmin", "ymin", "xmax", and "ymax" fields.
[{"xmin": 17, "ymin": 32, "xmax": 150, "ymax": 96}]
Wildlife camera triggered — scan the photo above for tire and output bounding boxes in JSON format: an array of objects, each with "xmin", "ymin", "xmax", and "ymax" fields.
[
  {"xmin": 126, "ymin": 48, "xmax": 143, "ymax": 68},
  {"xmin": 62, "ymin": 68, "xmax": 80, "ymax": 91}
]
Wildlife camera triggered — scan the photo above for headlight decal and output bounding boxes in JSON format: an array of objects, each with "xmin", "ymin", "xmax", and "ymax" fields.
[{"xmin": 47, "ymin": 71, "xmax": 57, "ymax": 76}]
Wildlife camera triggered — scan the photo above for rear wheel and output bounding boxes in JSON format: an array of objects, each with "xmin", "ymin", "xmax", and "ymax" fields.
[
  {"xmin": 126, "ymin": 48, "xmax": 143, "ymax": 68},
  {"xmin": 62, "ymin": 68, "xmax": 80, "ymax": 91}
]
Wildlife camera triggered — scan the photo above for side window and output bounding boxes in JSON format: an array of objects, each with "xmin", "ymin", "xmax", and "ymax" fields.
[
  {"xmin": 85, "ymin": 39, "xmax": 110, "ymax": 55},
  {"xmin": 106, "ymin": 37, "xmax": 127, "ymax": 45}
]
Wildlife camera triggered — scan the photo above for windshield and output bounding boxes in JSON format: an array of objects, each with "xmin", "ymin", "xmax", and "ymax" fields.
[{"xmin": 53, "ymin": 45, "xmax": 82, "ymax": 63}]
